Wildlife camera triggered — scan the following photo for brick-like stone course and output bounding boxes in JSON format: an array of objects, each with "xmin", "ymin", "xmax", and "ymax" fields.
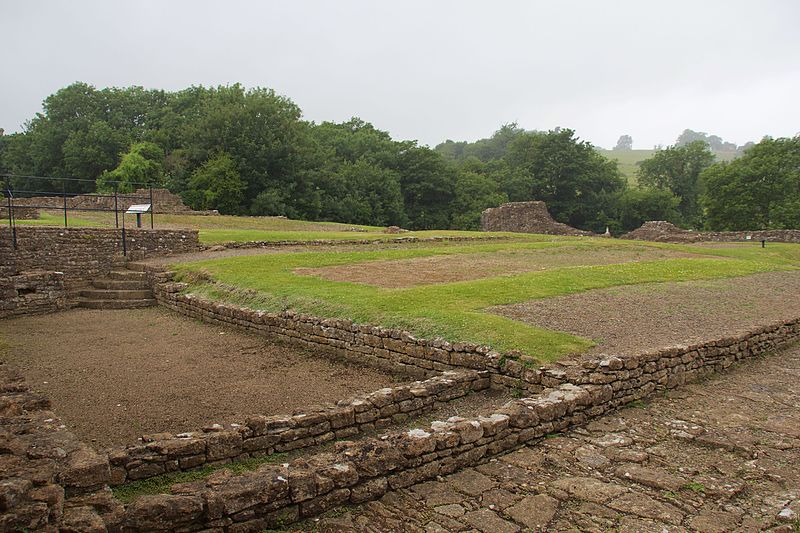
[
  {"xmin": 0, "ymin": 271, "xmax": 67, "ymax": 318},
  {"xmin": 11, "ymin": 188, "xmax": 212, "ymax": 215},
  {"xmin": 622, "ymin": 220, "xmax": 800, "ymax": 243},
  {"xmin": 216, "ymin": 234, "xmax": 509, "ymax": 250},
  {"xmin": 116, "ymin": 317, "xmax": 800, "ymax": 532},
  {"xmin": 105, "ymin": 370, "xmax": 489, "ymax": 485},
  {"xmin": 0, "ymin": 227, "xmax": 200, "ymax": 292}
]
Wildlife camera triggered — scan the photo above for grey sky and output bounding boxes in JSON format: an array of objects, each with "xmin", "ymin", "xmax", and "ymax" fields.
[{"xmin": 2, "ymin": 0, "xmax": 798, "ymax": 149}]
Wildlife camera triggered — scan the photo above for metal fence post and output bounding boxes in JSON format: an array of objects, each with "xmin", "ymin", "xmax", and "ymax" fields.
[
  {"xmin": 114, "ymin": 184, "xmax": 119, "ymax": 228},
  {"xmin": 149, "ymin": 186, "xmax": 154, "ymax": 229},
  {"xmin": 62, "ymin": 183, "xmax": 68, "ymax": 227}
]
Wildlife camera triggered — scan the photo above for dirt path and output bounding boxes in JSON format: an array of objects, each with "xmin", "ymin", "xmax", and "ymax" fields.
[
  {"xmin": 310, "ymin": 342, "xmax": 800, "ymax": 532},
  {"xmin": 0, "ymin": 308, "xmax": 400, "ymax": 448},
  {"xmin": 492, "ymin": 270, "xmax": 800, "ymax": 355}
]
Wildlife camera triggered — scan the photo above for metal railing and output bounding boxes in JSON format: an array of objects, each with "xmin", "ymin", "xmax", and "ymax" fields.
[{"xmin": 2, "ymin": 174, "xmax": 158, "ymax": 255}]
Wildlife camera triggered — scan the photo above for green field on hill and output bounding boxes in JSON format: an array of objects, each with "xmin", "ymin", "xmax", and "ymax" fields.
[{"xmin": 598, "ymin": 149, "xmax": 739, "ymax": 185}]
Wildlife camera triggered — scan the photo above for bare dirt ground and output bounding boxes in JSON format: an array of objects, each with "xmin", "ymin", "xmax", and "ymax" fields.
[
  {"xmin": 296, "ymin": 246, "xmax": 713, "ymax": 288},
  {"xmin": 492, "ymin": 271, "xmax": 800, "ymax": 355},
  {"xmin": 0, "ymin": 308, "xmax": 401, "ymax": 448},
  {"xmin": 310, "ymin": 341, "xmax": 800, "ymax": 532}
]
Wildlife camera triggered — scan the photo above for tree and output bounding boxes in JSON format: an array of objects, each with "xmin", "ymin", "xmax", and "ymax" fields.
[
  {"xmin": 503, "ymin": 128, "xmax": 625, "ymax": 231},
  {"xmin": 637, "ymin": 141, "xmax": 714, "ymax": 227},
  {"xmin": 610, "ymin": 188, "xmax": 681, "ymax": 233},
  {"xmin": 701, "ymin": 136, "xmax": 800, "ymax": 230},
  {"xmin": 449, "ymin": 170, "xmax": 507, "ymax": 230},
  {"xmin": 613, "ymin": 135, "xmax": 633, "ymax": 151},
  {"xmin": 185, "ymin": 152, "xmax": 245, "ymax": 214},
  {"xmin": 96, "ymin": 142, "xmax": 165, "ymax": 192}
]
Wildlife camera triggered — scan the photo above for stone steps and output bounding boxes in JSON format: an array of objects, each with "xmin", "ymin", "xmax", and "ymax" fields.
[
  {"xmin": 107, "ymin": 270, "xmax": 148, "ymax": 281},
  {"xmin": 75, "ymin": 298, "xmax": 156, "ymax": 309},
  {"xmin": 77, "ymin": 266, "xmax": 156, "ymax": 309},
  {"xmin": 91, "ymin": 279, "xmax": 149, "ymax": 290},
  {"xmin": 79, "ymin": 288, "xmax": 154, "ymax": 300}
]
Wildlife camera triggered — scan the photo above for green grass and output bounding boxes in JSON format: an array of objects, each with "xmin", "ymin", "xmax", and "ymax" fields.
[
  {"xmin": 112, "ymin": 453, "xmax": 288, "ymax": 503},
  {"xmin": 173, "ymin": 238, "xmax": 800, "ymax": 361},
  {"xmin": 12, "ymin": 211, "xmax": 103, "ymax": 227}
]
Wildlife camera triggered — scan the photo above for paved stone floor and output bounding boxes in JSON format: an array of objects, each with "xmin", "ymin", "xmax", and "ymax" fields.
[{"xmin": 308, "ymin": 343, "xmax": 800, "ymax": 532}]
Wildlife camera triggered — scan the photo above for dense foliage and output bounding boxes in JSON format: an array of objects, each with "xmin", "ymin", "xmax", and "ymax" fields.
[{"xmin": 0, "ymin": 82, "xmax": 793, "ymax": 233}]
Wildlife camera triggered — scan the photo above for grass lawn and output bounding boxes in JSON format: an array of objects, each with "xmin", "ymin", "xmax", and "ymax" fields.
[{"xmin": 173, "ymin": 237, "xmax": 800, "ymax": 362}]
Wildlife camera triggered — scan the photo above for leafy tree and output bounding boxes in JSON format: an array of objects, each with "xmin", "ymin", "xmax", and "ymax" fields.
[
  {"xmin": 613, "ymin": 135, "xmax": 633, "ymax": 151},
  {"xmin": 701, "ymin": 136, "xmax": 800, "ymax": 230},
  {"xmin": 610, "ymin": 188, "xmax": 681, "ymax": 233},
  {"xmin": 185, "ymin": 152, "xmax": 244, "ymax": 214},
  {"xmin": 96, "ymin": 142, "xmax": 165, "ymax": 192},
  {"xmin": 637, "ymin": 141, "xmax": 714, "ymax": 227},
  {"xmin": 503, "ymin": 128, "xmax": 625, "ymax": 231},
  {"xmin": 450, "ymin": 170, "xmax": 507, "ymax": 230},
  {"xmin": 434, "ymin": 123, "xmax": 525, "ymax": 162}
]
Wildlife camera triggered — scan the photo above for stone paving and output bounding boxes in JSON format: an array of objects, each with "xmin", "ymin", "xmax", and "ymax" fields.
[{"xmin": 308, "ymin": 343, "xmax": 800, "ymax": 532}]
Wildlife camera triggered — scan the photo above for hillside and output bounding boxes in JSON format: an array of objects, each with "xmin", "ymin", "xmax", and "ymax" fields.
[{"xmin": 599, "ymin": 148, "xmax": 739, "ymax": 185}]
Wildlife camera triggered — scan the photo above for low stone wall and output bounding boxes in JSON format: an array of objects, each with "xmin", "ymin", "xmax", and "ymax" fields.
[
  {"xmin": 116, "ymin": 318, "xmax": 800, "ymax": 531},
  {"xmin": 621, "ymin": 220, "xmax": 800, "ymax": 243},
  {"xmin": 481, "ymin": 201, "xmax": 596, "ymax": 236},
  {"xmin": 153, "ymin": 280, "xmax": 501, "ymax": 379},
  {"xmin": 0, "ymin": 271, "xmax": 67, "ymax": 319},
  {"xmin": 215, "ymin": 234, "xmax": 510, "ymax": 250},
  {"xmin": 0, "ymin": 362, "xmax": 117, "ymax": 532},
  {"xmin": 0, "ymin": 227, "xmax": 200, "ymax": 290},
  {"xmin": 12, "ymin": 188, "xmax": 206, "ymax": 215},
  {"xmin": 0, "ymin": 206, "xmax": 39, "ymax": 219},
  {"xmin": 105, "ymin": 370, "xmax": 489, "ymax": 485}
]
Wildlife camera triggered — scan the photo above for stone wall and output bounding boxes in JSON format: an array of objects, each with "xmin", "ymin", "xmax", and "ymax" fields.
[
  {"xmin": 480, "ymin": 201, "xmax": 596, "ymax": 236},
  {"xmin": 0, "ymin": 206, "xmax": 40, "ymax": 219},
  {"xmin": 114, "ymin": 317, "xmax": 800, "ymax": 531},
  {"xmin": 11, "ymin": 188, "xmax": 211, "ymax": 215},
  {"xmin": 153, "ymin": 279, "xmax": 502, "ymax": 379},
  {"xmin": 105, "ymin": 370, "xmax": 489, "ymax": 485},
  {"xmin": 216, "ymin": 235, "xmax": 510, "ymax": 250},
  {"xmin": 0, "ymin": 227, "xmax": 200, "ymax": 290},
  {"xmin": 0, "ymin": 271, "xmax": 67, "ymax": 319},
  {"xmin": 0, "ymin": 362, "xmax": 117, "ymax": 532},
  {"xmin": 621, "ymin": 220, "xmax": 800, "ymax": 244}
]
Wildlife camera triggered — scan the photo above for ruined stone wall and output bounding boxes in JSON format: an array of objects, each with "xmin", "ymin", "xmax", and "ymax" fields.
[
  {"xmin": 0, "ymin": 362, "xmax": 116, "ymax": 532},
  {"xmin": 153, "ymin": 278, "xmax": 501, "ymax": 379},
  {"xmin": 621, "ymin": 220, "xmax": 800, "ymax": 244},
  {"xmin": 11, "ymin": 188, "xmax": 211, "ymax": 215},
  {"xmin": 105, "ymin": 370, "xmax": 489, "ymax": 485},
  {"xmin": 113, "ymin": 317, "xmax": 800, "ymax": 531},
  {"xmin": 0, "ymin": 227, "xmax": 200, "ymax": 290},
  {"xmin": 0, "ymin": 206, "xmax": 39, "ymax": 219},
  {"xmin": 0, "ymin": 271, "xmax": 67, "ymax": 319},
  {"xmin": 480, "ymin": 201, "xmax": 596, "ymax": 236}
]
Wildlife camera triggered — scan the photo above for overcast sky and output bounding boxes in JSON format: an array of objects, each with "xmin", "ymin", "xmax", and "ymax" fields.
[{"xmin": 2, "ymin": 0, "xmax": 798, "ymax": 149}]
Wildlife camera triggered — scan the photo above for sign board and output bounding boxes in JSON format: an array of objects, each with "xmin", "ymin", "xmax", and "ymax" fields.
[{"xmin": 126, "ymin": 203, "xmax": 152, "ymax": 214}]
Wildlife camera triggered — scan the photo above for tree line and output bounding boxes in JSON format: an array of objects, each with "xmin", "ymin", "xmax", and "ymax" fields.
[{"xmin": 1, "ymin": 82, "xmax": 797, "ymax": 233}]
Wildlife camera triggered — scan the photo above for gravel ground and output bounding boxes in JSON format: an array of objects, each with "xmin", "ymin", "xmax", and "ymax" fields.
[
  {"xmin": 491, "ymin": 270, "xmax": 800, "ymax": 355},
  {"xmin": 0, "ymin": 308, "xmax": 401, "ymax": 448}
]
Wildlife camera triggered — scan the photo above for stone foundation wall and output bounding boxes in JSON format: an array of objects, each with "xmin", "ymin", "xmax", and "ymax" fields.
[
  {"xmin": 11, "ymin": 188, "xmax": 210, "ymax": 215},
  {"xmin": 115, "ymin": 317, "xmax": 800, "ymax": 531},
  {"xmin": 480, "ymin": 201, "xmax": 595, "ymax": 236},
  {"xmin": 105, "ymin": 370, "xmax": 490, "ymax": 485},
  {"xmin": 0, "ymin": 362, "xmax": 117, "ymax": 532},
  {"xmin": 153, "ymin": 279, "xmax": 501, "ymax": 379},
  {"xmin": 621, "ymin": 220, "xmax": 800, "ymax": 243},
  {"xmin": 0, "ymin": 271, "xmax": 67, "ymax": 319},
  {"xmin": 0, "ymin": 206, "xmax": 40, "ymax": 219},
  {"xmin": 215, "ymin": 235, "xmax": 510, "ymax": 250},
  {"xmin": 0, "ymin": 227, "xmax": 200, "ymax": 290}
]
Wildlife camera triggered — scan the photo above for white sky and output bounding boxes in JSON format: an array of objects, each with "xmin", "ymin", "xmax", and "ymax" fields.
[{"xmin": 1, "ymin": 0, "xmax": 798, "ymax": 149}]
